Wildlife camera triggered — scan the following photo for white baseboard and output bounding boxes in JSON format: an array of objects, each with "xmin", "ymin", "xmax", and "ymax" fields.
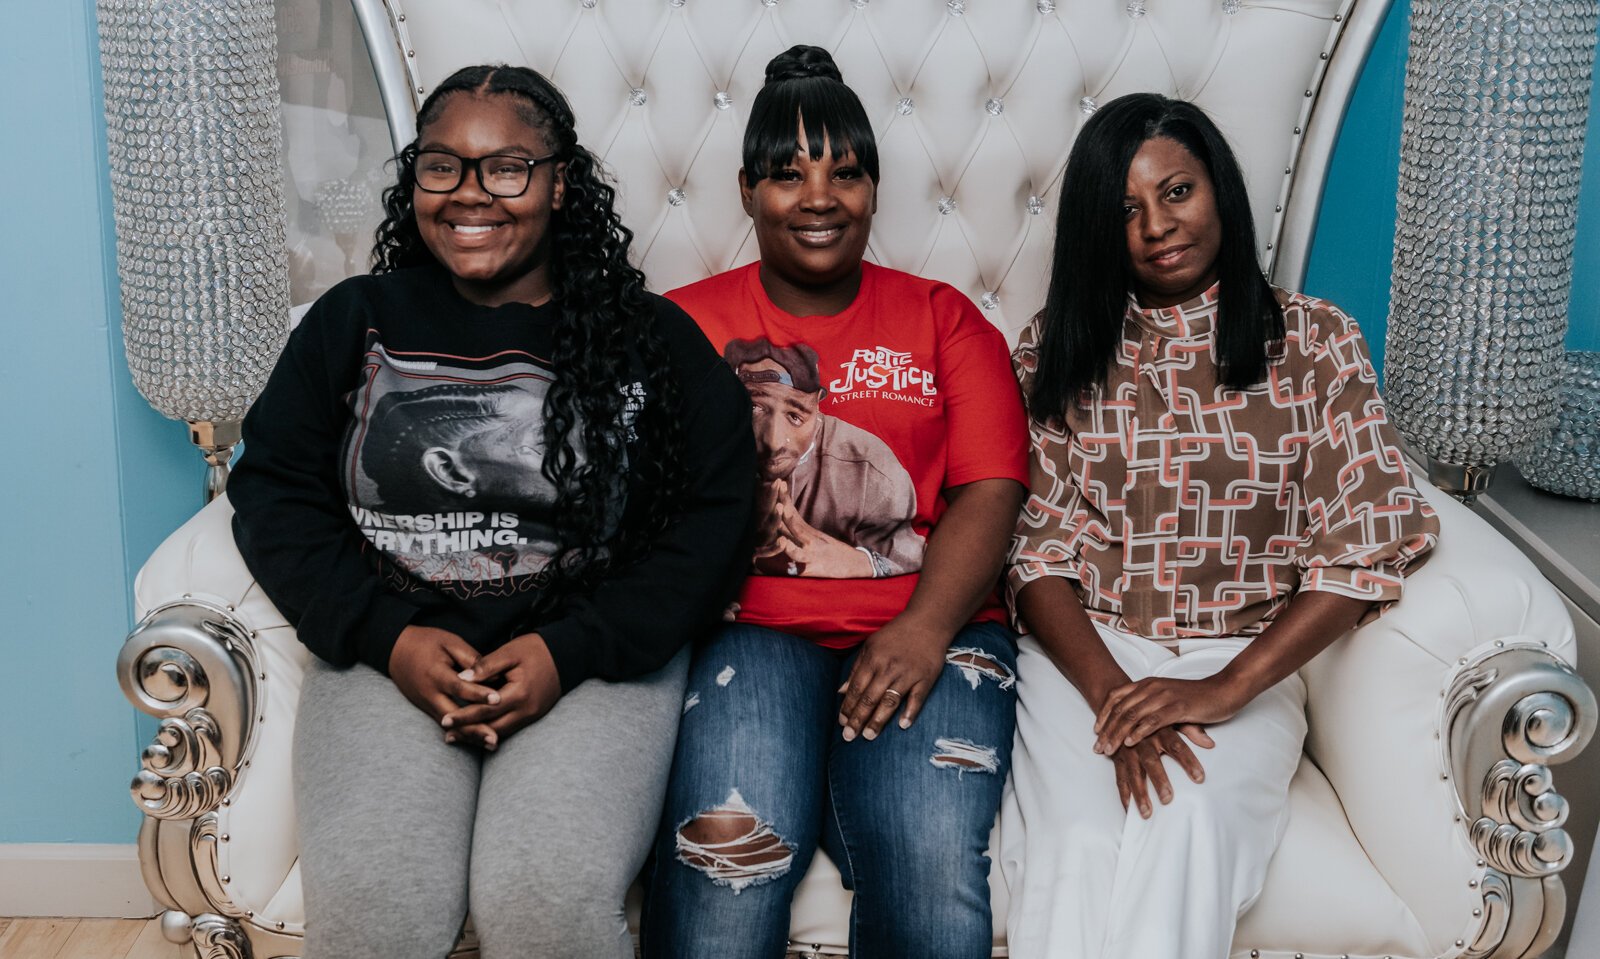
[{"xmin": 0, "ymin": 843, "xmax": 157, "ymax": 917}]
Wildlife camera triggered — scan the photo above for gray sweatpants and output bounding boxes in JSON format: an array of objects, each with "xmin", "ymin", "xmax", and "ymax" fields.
[{"xmin": 293, "ymin": 648, "xmax": 688, "ymax": 959}]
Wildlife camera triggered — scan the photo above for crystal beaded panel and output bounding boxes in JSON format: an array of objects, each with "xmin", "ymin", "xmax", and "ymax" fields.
[
  {"xmin": 314, "ymin": 174, "xmax": 382, "ymax": 236},
  {"xmin": 1386, "ymin": 0, "xmax": 1599, "ymax": 466},
  {"xmin": 98, "ymin": 0, "xmax": 290, "ymax": 423},
  {"xmin": 1517, "ymin": 351, "xmax": 1600, "ymax": 501}
]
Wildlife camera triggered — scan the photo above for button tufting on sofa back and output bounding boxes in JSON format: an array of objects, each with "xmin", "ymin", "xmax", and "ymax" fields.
[{"xmin": 364, "ymin": 0, "xmax": 1374, "ymax": 338}]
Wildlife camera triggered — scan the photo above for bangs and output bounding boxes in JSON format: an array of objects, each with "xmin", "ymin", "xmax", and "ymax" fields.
[{"xmin": 743, "ymin": 78, "xmax": 879, "ymax": 183}]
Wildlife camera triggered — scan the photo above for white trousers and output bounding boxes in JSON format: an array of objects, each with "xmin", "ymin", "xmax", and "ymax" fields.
[{"xmin": 1000, "ymin": 624, "xmax": 1308, "ymax": 959}]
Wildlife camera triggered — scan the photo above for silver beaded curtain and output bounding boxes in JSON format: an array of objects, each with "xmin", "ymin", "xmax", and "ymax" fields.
[
  {"xmin": 1386, "ymin": 1, "xmax": 1599, "ymax": 482},
  {"xmin": 1518, "ymin": 350, "xmax": 1600, "ymax": 499},
  {"xmin": 98, "ymin": 0, "xmax": 290, "ymax": 425}
]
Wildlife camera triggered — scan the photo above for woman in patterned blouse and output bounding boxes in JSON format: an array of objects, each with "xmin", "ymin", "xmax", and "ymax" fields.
[{"xmin": 999, "ymin": 94, "xmax": 1440, "ymax": 959}]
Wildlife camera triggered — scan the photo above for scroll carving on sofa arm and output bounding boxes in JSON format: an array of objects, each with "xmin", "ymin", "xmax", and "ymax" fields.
[
  {"xmin": 1285, "ymin": 478, "xmax": 1594, "ymax": 959},
  {"xmin": 116, "ymin": 495, "xmax": 475, "ymax": 959},
  {"xmin": 1445, "ymin": 643, "xmax": 1597, "ymax": 958},
  {"xmin": 120, "ymin": 603, "xmax": 259, "ymax": 824},
  {"xmin": 119, "ymin": 593, "xmax": 481, "ymax": 959},
  {"xmin": 118, "ymin": 598, "xmax": 269, "ymax": 958}
]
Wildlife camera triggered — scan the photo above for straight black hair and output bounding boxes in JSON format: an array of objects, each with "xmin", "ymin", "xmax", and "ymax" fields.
[
  {"xmin": 1027, "ymin": 93, "xmax": 1283, "ymax": 424},
  {"xmin": 742, "ymin": 45, "xmax": 879, "ymax": 184}
]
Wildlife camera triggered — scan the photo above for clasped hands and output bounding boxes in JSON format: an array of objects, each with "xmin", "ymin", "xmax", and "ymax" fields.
[
  {"xmin": 753, "ymin": 478, "xmax": 874, "ymax": 579},
  {"xmin": 1091, "ymin": 674, "xmax": 1251, "ymax": 819},
  {"xmin": 388, "ymin": 625, "xmax": 562, "ymax": 752}
]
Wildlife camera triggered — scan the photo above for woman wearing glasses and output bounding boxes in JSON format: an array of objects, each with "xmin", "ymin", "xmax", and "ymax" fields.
[{"xmin": 227, "ymin": 64, "xmax": 753, "ymax": 959}]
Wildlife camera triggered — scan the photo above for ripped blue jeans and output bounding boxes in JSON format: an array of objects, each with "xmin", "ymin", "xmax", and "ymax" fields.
[{"xmin": 643, "ymin": 621, "xmax": 1017, "ymax": 959}]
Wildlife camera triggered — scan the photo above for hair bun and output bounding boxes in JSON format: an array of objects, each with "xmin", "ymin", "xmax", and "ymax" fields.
[{"xmin": 763, "ymin": 45, "xmax": 843, "ymax": 85}]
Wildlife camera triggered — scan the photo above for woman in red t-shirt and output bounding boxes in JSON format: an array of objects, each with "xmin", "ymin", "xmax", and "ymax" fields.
[{"xmin": 642, "ymin": 46, "xmax": 1030, "ymax": 959}]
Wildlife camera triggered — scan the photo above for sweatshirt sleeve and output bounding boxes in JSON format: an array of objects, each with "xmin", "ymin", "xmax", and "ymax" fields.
[
  {"xmin": 537, "ymin": 305, "xmax": 756, "ymax": 690},
  {"xmin": 228, "ymin": 285, "xmax": 422, "ymax": 673}
]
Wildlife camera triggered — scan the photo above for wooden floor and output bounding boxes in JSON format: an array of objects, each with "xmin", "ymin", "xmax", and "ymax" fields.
[
  {"xmin": 0, "ymin": 919, "xmax": 1570, "ymax": 959},
  {"xmin": 0, "ymin": 919, "xmax": 178, "ymax": 959}
]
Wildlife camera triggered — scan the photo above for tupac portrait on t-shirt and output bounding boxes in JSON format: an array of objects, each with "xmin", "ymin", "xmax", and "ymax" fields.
[{"xmin": 724, "ymin": 336, "xmax": 925, "ymax": 578}]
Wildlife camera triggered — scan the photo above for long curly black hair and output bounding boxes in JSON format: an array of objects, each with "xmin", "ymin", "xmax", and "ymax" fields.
[{"xmin": 371, "ymin": 64, "xmax": 688, "ymax": 599}]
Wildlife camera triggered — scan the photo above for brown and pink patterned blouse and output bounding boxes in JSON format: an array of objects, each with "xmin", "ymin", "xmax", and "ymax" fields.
[{"xmin": 1007, "ymin": 284, "xmax": 1439, "ymax": 643}]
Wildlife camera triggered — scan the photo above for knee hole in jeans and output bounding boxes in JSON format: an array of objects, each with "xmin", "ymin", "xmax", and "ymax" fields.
[
  {"xmin": 946, "ymin": 647, "xmax": 1016, "ymax": 690},
  {"xmin": 929, "ymin": 737, "xmax": 1000, "ymax": 775},
  {"xmin": 674, "ymin": 788, "xmax": 794, "ymax": 894}
]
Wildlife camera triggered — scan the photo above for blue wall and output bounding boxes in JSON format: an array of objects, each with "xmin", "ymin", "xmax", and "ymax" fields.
[
  {"xmin": 0, "ymin": 0, "xmax": 194, "ymax": 844},
  {"xmin": 0, "ymin": 0, "xmax": 1596, "ymax": 844},
  {"xmin": 1305, "ymin": 0, "xmax": 1600, "ymax": 366},
  {"xmin": 1573, "ymin": 17, "xmax": 1600, "ymax": 342},
  {"xmin": 1302, "ymin": 0, "xmax": 1413, "ymax": 370}
]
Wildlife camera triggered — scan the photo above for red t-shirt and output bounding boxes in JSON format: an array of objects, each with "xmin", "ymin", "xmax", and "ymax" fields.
[{"xmin": 668, "ymin": 261, "xmax": 1030, "ymax": 647}]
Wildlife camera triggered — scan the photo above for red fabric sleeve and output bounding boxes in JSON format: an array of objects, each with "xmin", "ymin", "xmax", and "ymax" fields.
[{"xmin": 933, "ymin": 286, "xmax": 1031, "ymax": 489}]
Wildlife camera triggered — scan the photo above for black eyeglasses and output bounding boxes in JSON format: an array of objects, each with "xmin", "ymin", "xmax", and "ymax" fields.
[{"xmin": 413, "ymin": 150, "xmax": 559, "ymax": 198}]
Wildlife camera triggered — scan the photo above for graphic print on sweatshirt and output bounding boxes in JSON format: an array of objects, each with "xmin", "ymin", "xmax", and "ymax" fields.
[
  {"xmin": 724, "ymin": 335, "xmax": 926, "ymax": 579},
  {"xmin": 341, "ymin": 338, "xmax": 591, "ymax": 597}
]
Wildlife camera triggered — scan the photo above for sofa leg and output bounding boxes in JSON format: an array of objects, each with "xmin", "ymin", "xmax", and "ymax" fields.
[
  {"xmin": 192, "ymin": 914, "xmax": 252, "ymax": 959},
  {"xmin": 1463, "ymin": 869, "xmax": 1568, "ymax": 959},
  {"xmin": 158, "ymin": 910, "xmax": 252, "ymax": 959}
]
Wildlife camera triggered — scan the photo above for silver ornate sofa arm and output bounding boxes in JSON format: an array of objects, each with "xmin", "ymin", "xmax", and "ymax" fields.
[
  {"xmin": 1295, "ymin": 478, "xmax": 1595, "ymax": 959},
  {"xmin": 1445, "ymin": 644, "xmax": 1597, "ymax": 957},
  {"xmin": 116, "ymin": 496, "xmax": 306, "ymax": 959},
  {"xmin": 117, "ymin": 495, "xmax": 481, "ymax": 959},
  {"xmin": 118, "ymin": 605, "xmax": 295, "ymax": 958},
  {"xmin": 120, "ymin": 604, "xmax": 258, "ymax": 825}
]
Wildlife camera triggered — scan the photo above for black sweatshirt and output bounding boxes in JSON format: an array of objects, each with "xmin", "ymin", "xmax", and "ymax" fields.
[{"xmin": 228, "ymin": 265, "xmax": 754, "ymax": 691}]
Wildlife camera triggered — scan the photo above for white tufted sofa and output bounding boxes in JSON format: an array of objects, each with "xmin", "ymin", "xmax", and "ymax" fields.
[
  {"xmin": 358, "ymin": 0, "xmax": 1378, "ymax": 336},
  {"xmin": 118, "ymin": 2, "xmax": 1598, "ymax": 958}
]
